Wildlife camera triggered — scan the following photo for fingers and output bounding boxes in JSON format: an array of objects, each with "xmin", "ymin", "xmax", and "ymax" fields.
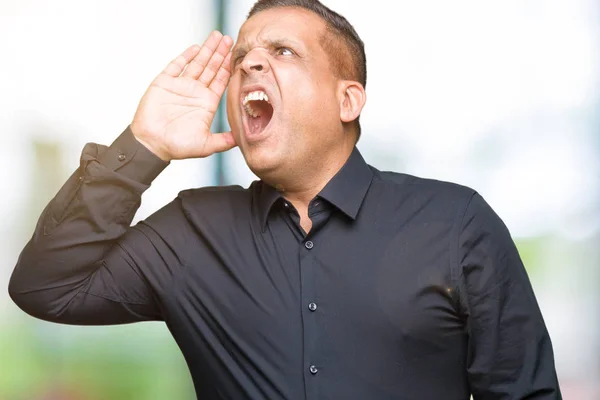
[
  {"xmin": 162, "ymin": 45, "xmax": 201, "ymax": 77},
  {"xmin": 208, "ymin": 52, "xmax": 232, "ymax": 96},
  {"xmin": 161, "ymin": 31, "xmax": 233, "ymax": 96},
  {"xmin": 181, "ymin": 31, "xmax": 224, "ymax": 79},
  {"xmin": 198, "ymin": 35, "xmax": 234, "ymax": 86}
]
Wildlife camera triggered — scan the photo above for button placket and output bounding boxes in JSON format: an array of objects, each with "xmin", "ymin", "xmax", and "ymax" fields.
[{"xmin": 300, "ymin": 236, "xmax": 319, "ymax": 397}]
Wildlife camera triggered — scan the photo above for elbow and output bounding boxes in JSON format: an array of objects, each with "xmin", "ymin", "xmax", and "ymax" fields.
[
  {"xmin": 8, "ymin": 271, "xmax": 61, "ymax": 323},
  {"xmin": 9, "ymin": 289, "xmax": 63, "ymax": 323},
  {"xmin": 8, "ymin": 281, "xmax": 47, "ymax": 321},
  {"xmin": 8, "ymin": 288, "xmax": 31, "ymax": 316},
  {"xmin": 9, "ymin": 246, "xmax": 78, "ymax": 323},
  {"xmin": 8, "ymin": 269, "xmax": 28, "ymax": 310}
]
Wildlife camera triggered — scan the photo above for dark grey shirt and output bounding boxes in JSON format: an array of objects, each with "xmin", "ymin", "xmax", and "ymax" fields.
[{"xmin": 9, "ymin": 127, "xmax": 561, "ymax": 399}]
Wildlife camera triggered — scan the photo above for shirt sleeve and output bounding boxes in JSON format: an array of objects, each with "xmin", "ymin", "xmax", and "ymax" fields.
[
  {"xmin": 457, "ymin": 193, "xmax": 562, "ymax": 399},
  {"xmin": 8, "ymin": 126, "xmax": 173, "ymax": 325}
]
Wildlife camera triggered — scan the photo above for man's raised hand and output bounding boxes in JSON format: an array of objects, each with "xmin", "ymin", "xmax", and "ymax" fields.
[{"xmin": 131, "ymin": 31, "xmax": 236, "ymax": 161}]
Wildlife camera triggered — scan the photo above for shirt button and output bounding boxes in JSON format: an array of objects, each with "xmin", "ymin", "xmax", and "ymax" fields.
[
  {"xmin": 117, "ymin": 153, "xmax": 126, "ymax": 161},
  {"xmin": 309, "ymin": 365, "xmax": 318, "ymax": 375},
  {"xmin": 308, "ymin": 302, "xmax": 317, "ymax": 312},
  {"xmin": 304, "ymin": 241, "xmax": 314, "ymax": 250}
]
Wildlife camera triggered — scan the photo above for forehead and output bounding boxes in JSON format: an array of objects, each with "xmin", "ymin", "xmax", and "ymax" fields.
[{"xmin": 236, "ymin": 7, "xmax": 326, "ymax": 48}]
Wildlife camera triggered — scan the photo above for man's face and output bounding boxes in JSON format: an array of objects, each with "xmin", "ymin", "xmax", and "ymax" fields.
[{"xmin": 226, "ymin": 7, "xmax": 344, "ymax": 180}]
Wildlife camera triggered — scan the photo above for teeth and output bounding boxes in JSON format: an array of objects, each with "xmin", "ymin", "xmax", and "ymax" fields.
[
  {"xmin": 242, "ymin": 90, "xmax": 270, "ymax": 106},
  {"xmin": 242, "ymin": 90, "xmax": 272, "ymax": 118},
  {"xmin": 244, "ymin": 103, "xmax": 258, "ymax": 118}
]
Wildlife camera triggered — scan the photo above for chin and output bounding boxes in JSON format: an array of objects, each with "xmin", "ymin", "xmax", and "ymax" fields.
[
  {"xmin": 244, "ymin": 149, "xmax": 281, "ymax": 176},
  {"xmin": 241, "ymin": 144, "xmax": 287, "ymax": 181}
]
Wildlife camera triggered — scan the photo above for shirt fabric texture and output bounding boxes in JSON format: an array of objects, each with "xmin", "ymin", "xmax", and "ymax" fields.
[{"xmin": 9, "ymin": 127, "xmax": 562, "ymax": 400}]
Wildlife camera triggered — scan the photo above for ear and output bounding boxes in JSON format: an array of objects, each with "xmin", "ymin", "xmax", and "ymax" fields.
[{"xmin": 338, "ymin": 80, "xmax": 366, "ymax": 124}]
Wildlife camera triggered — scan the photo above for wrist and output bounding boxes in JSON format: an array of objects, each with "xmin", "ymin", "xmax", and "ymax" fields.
[{"xmin": 130, "ymin": 124, "xmax": 171, "ymax": 162}]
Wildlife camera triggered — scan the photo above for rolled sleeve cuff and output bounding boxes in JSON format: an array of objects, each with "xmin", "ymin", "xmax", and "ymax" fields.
[{"xmin": 97, "ymin": 126, "xmax": 169, "ymax": 185}]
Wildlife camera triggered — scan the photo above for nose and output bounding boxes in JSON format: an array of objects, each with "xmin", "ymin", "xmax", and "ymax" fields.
[{"xmin": 241, "ymin": 48, "xmax": 270, "ymax": 75}]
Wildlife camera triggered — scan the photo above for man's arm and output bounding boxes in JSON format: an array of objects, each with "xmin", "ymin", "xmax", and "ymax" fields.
[
  {"xmin": 8, "ymin": 33, "xmax": 236, "ymax": 325},
  {"xmin": 9, "ymin": 127, "xmax": 170, "ymax": 324},
  {"xmin": 458, "ymin": 193, "xmax": 562, "ymax": 399}
]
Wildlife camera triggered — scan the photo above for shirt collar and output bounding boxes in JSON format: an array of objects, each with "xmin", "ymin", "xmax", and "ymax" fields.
[
  {"xmin": 317, "ymin": 147, "xmax": 373, "ymax": 220},
  {"xmin": 256, "ymin": 180, "xmax": 284, "ymax": 231},
  {"xmin": 256, "ymin": 147, "xmax": 373, "ymax": 231}
]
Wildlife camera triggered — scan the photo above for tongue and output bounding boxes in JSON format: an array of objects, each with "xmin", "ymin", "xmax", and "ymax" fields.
[
  {"xmin": 249, "ymin": 115, "xmax": 266, "ymax": 135},
  {"xmin": 248, "ymin": 100, "xmax": 274, "ymax": 135}
]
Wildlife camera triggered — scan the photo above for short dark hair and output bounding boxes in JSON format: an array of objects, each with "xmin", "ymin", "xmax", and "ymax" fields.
[{"xmin": 247, "ymin": 0, "xmax": 367, "ymax": 141}]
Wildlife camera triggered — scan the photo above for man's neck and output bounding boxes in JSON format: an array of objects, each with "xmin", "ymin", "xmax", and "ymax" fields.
[{"xmin": 270, "ymin": 143, "xmax": 355, "ymax": 231}]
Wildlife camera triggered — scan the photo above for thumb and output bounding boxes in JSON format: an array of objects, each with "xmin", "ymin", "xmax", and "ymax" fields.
[{"xmin": 201, "ymin": 131, "xmax": 237, "ymax": 156}]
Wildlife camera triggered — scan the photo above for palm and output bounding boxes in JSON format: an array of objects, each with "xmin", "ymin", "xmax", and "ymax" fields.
[{"xmin": 131, "ymin": 32, "xmax": 235, "ymax": 161}]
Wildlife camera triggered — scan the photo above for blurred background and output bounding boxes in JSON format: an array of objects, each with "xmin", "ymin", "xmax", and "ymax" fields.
[{"xmin": 1, "ymin": 0, "xmax": 598, "ymax": 398}]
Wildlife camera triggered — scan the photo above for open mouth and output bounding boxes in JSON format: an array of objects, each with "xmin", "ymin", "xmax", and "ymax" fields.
[{"xmin": 242, "ymin": 90, "xmax": 274, "ymax": 137}]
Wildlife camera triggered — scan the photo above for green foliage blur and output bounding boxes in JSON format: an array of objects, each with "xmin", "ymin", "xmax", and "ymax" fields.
[{"xmin": 0, "ymin": 322, "xmax": 195, "ymax": 400}]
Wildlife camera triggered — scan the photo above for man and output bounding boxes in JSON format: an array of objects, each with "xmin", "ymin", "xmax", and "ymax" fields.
[{"xmin": 9, "ymin": 0, "xmax": 561, "ymax": 399}]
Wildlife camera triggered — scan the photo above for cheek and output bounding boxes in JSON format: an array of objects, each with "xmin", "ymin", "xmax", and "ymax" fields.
[
  {"xmin": 289, "ymin": 82, "xmax": 335, "ymax": 119},
  {"xmin": 277, "ymin": 65, "xmax": 317, "ymax": 102},
  {"xmin": 275, "ymin": 65, "xmax": 339, "ymax": 128}
]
